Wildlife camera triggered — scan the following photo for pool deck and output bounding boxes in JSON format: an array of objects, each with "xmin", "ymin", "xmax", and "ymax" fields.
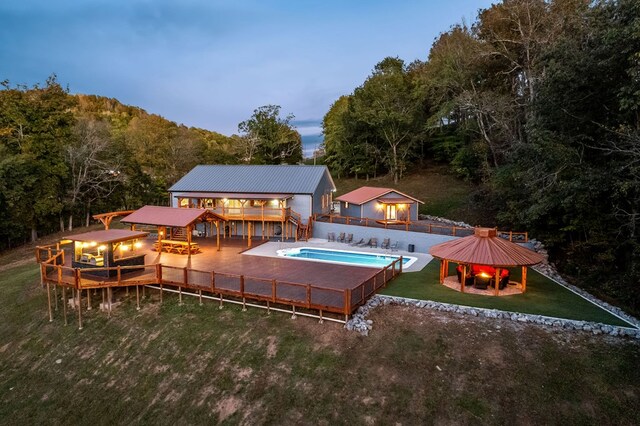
[{"xmin": 242, "ymin": 238, "xmax": 432, "ymax": 272}]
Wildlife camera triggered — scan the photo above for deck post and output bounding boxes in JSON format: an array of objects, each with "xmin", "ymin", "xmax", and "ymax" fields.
[
  {"xmin": 136, "ymin": 285, "xmax": 140, "ymax": 310},
  {"xmin": 46, "ymin": 282, "xmax": 53, "ymax": 322},
  {"xmin": 87, "ymin": 288, "xmax": 91, "ymax": 310},
  {"xmin": 319, "ymin": 309, "xmax": 323, "ymax": 324},
  {"xmin": 77, "ymin": 289, "xmax": 83, "ymax": 330},
  {"xmin": 399, "ymin": 256, "xmax": 403, "ymax": 274},
  {"xmin": 199, "ymin": 290, "xmax": 203, "ymax": 306},
  {"xmin": 156, "ymin": 263, "xmax": 163, "ymax": 303},
  {"xmin": 248, "ymin": 222, "xmax": 252, "ymax": 248},
  {"xmin": 291, "ymin": 305, "xmax": 296, "ymax": 319},
  {"xmin": 62, "ymin": 286, "xmax": 68, "ymax": 326},
  {"xmin": 54, "ymin": 283, "xmax": 58, "ymax": 311},
  {"xmin": 108, "ymin": 287, "xmax": 112, "ymax": 317}
]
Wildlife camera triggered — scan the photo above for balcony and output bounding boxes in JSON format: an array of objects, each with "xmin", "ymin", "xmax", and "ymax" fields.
[{"xmin": 205, "ymin": 206, "xmax": 291, "ymax": 222}]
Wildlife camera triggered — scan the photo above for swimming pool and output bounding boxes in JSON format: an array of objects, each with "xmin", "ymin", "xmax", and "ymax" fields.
[{"xmin": 276, "ymin": 247, "xmax": 417, "ymax": 269}]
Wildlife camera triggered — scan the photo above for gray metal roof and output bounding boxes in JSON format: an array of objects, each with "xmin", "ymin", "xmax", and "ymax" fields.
[{"xmin": 169, "ymin": 165, "xmax": 335, "ymax": 194}]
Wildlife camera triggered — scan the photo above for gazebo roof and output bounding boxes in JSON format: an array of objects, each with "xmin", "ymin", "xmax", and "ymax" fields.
[
  {"xmin": 429, "ymin": 228, "xmax": 543, "ymax": 267},
  {"xmin": 64, "ymin": 229, "xmax": 149, "ymax": 244},
  {"xmin": 121, "ymin": 206, "xmax": 222, "ymax": 228}
]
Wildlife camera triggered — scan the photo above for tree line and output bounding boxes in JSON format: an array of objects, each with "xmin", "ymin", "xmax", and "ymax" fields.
[
  {"xmin": 322, "ymin": 0, "xmax": 640, "ymax": 311},
  {"xmin": 0, "ymin": 79, "xmax": 301, "ymax": 247}
]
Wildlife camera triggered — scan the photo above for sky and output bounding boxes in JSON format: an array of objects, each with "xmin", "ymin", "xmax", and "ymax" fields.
[{"xmin": 0, "ymin": 0, "xmax": 493, "ymax": 136}]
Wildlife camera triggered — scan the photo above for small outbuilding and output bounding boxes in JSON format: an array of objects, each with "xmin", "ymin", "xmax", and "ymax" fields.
[
  {"xmin": 66, "ymin": 229, "xmax": 149, "ymax": 277},
  {"xmin": 429, "ymin": 227, "xmax": 544, "ymax": 295},
  {"xmin": 335, "ymin": 186, "xmax": 423, "ymax": 224}
]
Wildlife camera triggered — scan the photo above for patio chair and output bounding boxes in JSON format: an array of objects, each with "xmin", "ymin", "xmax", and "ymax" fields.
[
  {"xmin": 389, "ymin": 241, "xmax": 399, "ymax": 251},
  {"xmin": 337, "ymin": 232, "xmax": 345, "ymax": 243},
  {"xmin": 380, "ymin": 238, "xmax": 390, "ymax": 249},
  {"xmin": 350, "ymin": 238, "xmax": 365, "ymax": 247},
  {"xmin": 344, "ymin": 234, "xmax": 353, "ymax": 244},
  {"xmin": 327, "ymin": 232, "xmax": 335, "ymax": 242},
  {"xmin": 368, "ymin": 238, "xmax": 378, "ymax": 248}
]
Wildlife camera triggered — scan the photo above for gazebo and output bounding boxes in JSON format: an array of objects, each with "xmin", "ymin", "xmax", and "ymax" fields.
[{"xmin": 429, "ymin": 227, "xmax": 544, "ymax": 295}]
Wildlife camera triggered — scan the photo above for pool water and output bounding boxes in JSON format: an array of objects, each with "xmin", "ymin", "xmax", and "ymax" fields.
[{"xmin": 277, "ymin": 247, "xmax": 417, "ymax": 269}]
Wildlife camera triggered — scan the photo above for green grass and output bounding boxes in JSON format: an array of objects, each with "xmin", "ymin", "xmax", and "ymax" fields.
[
  {"xmin": 1, "ymin": 261, "xmax": 639, "ymax": 424},
  {"xmin": 333, "ymin": 163, "xmax": 477, "ymax": 223},
  {"xmin": 381, "ymin": 261, "xmax": 632, "ymax": 327}
]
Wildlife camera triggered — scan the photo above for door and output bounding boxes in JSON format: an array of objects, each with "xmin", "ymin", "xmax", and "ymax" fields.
[{"xmin": 386, "ymin": 204, "xmax": 397, "ymax": 220}]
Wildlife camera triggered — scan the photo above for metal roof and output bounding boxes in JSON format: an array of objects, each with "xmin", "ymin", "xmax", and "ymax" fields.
[
  {"xmin": 429, "ymin": 228, "xmax": 544, "ymax": 267},
  {"xmin": 336, "ymin": 187, "xmax": 423, "ymax": 205},
  {"xmin": 169, "ymin": 165, "xmax": 335, "ymax": 194},
  {"xmin": 121, "ymin": 206, "xmax": 221, "ymax": 228},
  {"xmin": 172, "ymin": 192, "xmax": 293, "ymax": 200},
  {"xmin": 64, "ymin": 229, "xmax": 149, "ymax": 244}
]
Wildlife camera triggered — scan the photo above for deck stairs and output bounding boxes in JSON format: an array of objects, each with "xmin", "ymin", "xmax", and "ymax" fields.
[
  {"xmin": 288, "ymin": 211, "xmax": 313, "ymax": 241},
  {"xmin": 171, "ymin": 227, "xmax": 188, "ymax": 241}
]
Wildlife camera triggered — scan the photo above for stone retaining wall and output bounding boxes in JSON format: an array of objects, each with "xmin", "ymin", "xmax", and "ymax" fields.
[{"xmin": 346, "ymin": 295, "xmax": 640, "ymax": 339}]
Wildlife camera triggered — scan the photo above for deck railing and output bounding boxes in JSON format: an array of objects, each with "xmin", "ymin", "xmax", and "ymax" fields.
[
  {"xmin": 37, "ymin": 247, "xmax": 402, "ymax": 327},
  {"xmin": 313, "ymin": 213, "xmax": 529, "ymax": 242}
]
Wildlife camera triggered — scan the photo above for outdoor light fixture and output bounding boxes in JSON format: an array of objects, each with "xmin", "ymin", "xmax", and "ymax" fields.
[
  {"xmin": 89, "ymin": 241, "xmax": 97, "ymax": 247},
  {"xmin": 134, "ymin": 241, "xmax": 142, "ymax": 249},
  {"xmin": 271, "ymin": 199, "xmax": 279, "ymax": 206},
  {"xmin": 120, "ymin": 245, "xmax": 128, "ymax": 251},
  {"xmin": 222, "ymin": 198, "xmax": 228, "ymax": 203},
  {"xmin": 98, "ymin": 245, "xmax": 106, "ymax": 252}
]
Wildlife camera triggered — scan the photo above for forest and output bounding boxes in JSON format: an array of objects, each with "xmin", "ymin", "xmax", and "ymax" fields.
[
  {"xmin": 0, "ymin": 83, "xmax": 302, "ymax": 244},
  {"xmin": 323, "ymin": 0, "xmax": 640, "ymax": 310},
  {"xmin": 0, "ymin": 0, "xmax": 638, "ymax": 311}
]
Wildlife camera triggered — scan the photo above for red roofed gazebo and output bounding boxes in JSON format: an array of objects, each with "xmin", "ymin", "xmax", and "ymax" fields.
[
  {"xmin": 121, "ymin": 206, "xmax": 225, "ymax": 255},
  {"xmin": 429, "ymin": 227, "xmax": 544, "ymax": 295}
]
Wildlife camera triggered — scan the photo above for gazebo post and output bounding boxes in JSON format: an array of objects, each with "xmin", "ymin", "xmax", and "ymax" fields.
[
  {"xmin": 439, "ymin": 259, "xmax": 444, "ymax": 284},
  {"xmin": 522, "ymin": 266, "xmax": 527, "ymax": 293},
  {"xmin": 461, "ymin": 264, "xmax": 466, "ymax": 293},
  {"xmin": 494, "ymin": 268, "xmax": 500, "ymax": 296},
  {"xmin": 187, "ymin": 225, "xmax": 192, "ymax": 257},
  {"xmin": 216, "ymin": 221, "xmax": 221, "ymax": 251}
]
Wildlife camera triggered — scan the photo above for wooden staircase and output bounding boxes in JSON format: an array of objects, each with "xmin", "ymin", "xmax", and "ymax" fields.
[
  {"xmin": 171, "ymin": 227, "xmax": 188, "ymax": 241},
  {"xmin": 289, "ymin": 212, "xmax": 313, "ymax": 241}
]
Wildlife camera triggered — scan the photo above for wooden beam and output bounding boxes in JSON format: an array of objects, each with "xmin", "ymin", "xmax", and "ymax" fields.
[
  {"xmin": 522, "ymin": 266, "xmax": 527, "ymax": 293},
  {"xmin": 461, "ymin": 264, "xmax": 466, "ymax": 293}
]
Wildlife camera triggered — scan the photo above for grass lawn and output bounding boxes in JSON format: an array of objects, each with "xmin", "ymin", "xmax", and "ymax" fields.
[
  {"xmin": 333, "ymin": 164, "xmax": 477, "ymax": 223},
  {"xmin": 380, "ymin": 261, "xmax": 632, "ymax": 327},
  {"xmin": 0, "ymin": 262, "xmax": 639, "ymax": 424}
]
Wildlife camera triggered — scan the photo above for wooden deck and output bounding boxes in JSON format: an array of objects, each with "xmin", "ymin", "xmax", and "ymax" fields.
[{"xmin": 39, "ymin": 237, "xmax": 401, "ymax": 320}]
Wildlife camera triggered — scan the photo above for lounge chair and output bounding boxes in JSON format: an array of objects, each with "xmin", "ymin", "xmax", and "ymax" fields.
[
  {"xmin": 344, "ymin": 234, "xmax": 353, "ymax": 244},
  {"xmin": 350, "ymin": 238, "xmax": 364, "ymax": 247},
  {"xmin": 380, "ymin": 238, "xmax": 390, "ymax": 249},
  {"xmin": 358, "ymin": 238, "xmax": 372, "ymax": 247},
  {"xmin": 389, "ymin": 241, "xmax": 399, "ymax": 251},
  {"xmin": 368, "ymin": 238, "xmax": 378, "ymax": 248},
  {"xmin": 337, "ymin": 232, "xmax": 345, "ymax": 243},
  {"xmin": 327, "ymin": 232, "xmax": 335, "ymax": 242}
]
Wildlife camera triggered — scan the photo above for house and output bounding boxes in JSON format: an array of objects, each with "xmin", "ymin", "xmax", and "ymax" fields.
[
  {"xmin": 335, "ymin": 186, "xmax": 423, "ymax": 224},
  {"xmin": 168, "ymin": 165, "xmax": 336, "ymax": 239}
]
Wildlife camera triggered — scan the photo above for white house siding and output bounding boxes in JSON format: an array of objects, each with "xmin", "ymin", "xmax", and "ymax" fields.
[{"xmin": 288, "ymin": 194, "xmax": 313, "ymax": 224}]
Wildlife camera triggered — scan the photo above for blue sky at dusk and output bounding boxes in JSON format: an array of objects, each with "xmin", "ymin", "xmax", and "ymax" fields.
[{"xmin": 0, "ymin": 0, "xmax": 493, "ymax": 137}]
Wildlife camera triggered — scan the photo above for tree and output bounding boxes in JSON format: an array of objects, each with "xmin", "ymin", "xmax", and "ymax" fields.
[
  {"xmin": 349, "ymin": 57, "xmax": 424, "ymax": 183},
  {"xmin": 237, "ymin": 105, "xmax": 302, "ymax": 164}
]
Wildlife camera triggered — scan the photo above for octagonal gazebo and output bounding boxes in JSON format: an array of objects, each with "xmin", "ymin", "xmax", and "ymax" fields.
[{"xmin": 429, "ymin": 227, "xmax": 544, "ymax": 295}]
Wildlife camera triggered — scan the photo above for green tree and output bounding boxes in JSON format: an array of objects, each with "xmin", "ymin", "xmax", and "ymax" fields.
[{"xmin": 237, "ymin": 105, "xmax": 302, "ymax": 164}]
